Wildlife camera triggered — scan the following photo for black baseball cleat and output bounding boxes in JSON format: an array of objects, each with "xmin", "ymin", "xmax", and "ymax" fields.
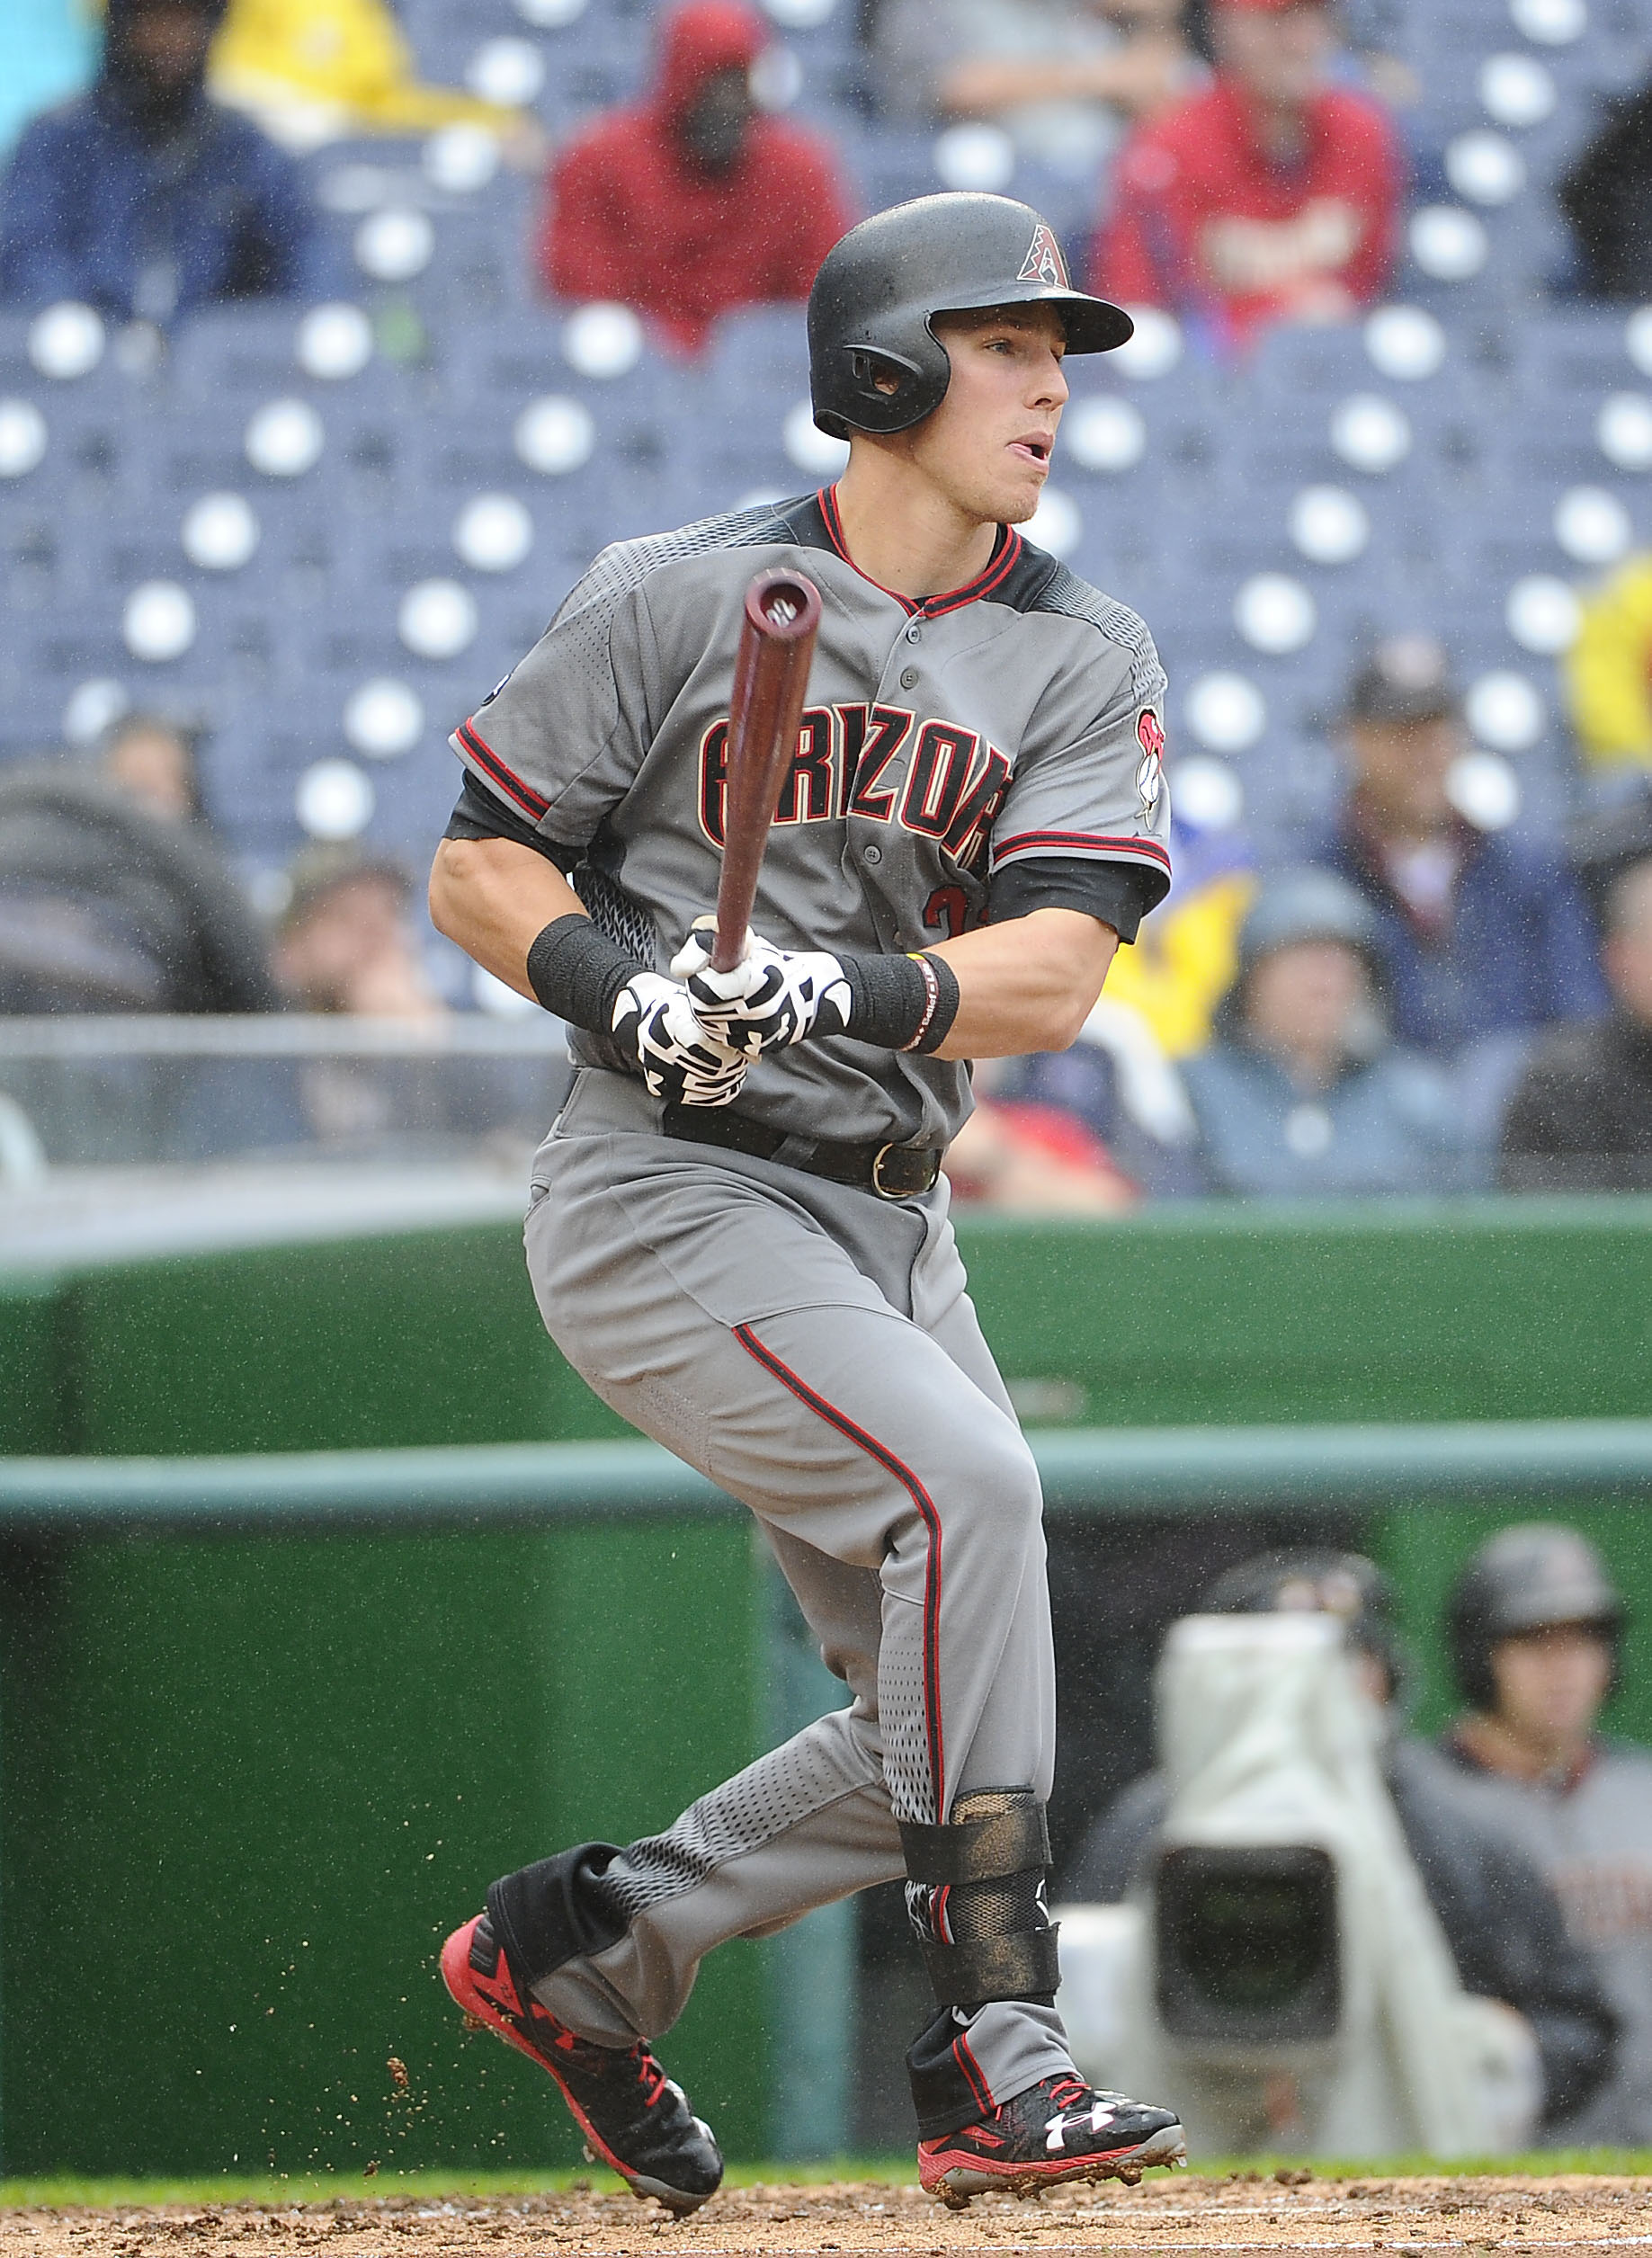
[
  {"xmin": 918, "ymin": 2073, "xmax": 1187, "ymax": 2209},
  {"xmin": 441, "ymin": 1912, "xmax": 723, "ymax": 2216}
]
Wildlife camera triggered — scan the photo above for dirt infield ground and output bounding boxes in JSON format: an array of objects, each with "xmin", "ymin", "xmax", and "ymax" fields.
[{"xmin": 3, "ymin": 2176, "xmax": 1648, "ymax": 2256}]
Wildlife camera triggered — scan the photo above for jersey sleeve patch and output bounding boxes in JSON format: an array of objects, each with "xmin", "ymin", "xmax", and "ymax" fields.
[{"xmin": 1135, "ymin": 710, "xmax": 1166, "ymax": 816}]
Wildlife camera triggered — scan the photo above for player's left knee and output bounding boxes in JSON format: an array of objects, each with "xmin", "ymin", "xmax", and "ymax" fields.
[{"xmin": 949, "ymin": 1424, "xmax": 1042, "ymax": 1544}]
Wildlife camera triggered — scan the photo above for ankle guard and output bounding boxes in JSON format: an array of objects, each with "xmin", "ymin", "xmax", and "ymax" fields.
[{"xmin": 899, "ymin": 1789, "xmax": 1060, "ymax": 2008}]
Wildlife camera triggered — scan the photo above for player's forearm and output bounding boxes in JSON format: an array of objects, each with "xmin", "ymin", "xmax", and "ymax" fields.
[
  {"xmin": 926, "ymin": 907, "xmax": 1118, "ymax": 1059},
  {"xmin": 427, "ymin": 834, "xmax": 586, "ymax": 999}
]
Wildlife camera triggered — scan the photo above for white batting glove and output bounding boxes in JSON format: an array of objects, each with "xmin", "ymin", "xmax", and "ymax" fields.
[
  {"xmin": 670, "ymin": 916, "xmax": 853, "ymax": 1058},
  {"xmin": 612, "ymin": 971, "xmax": 748, "ymax": 1108}
]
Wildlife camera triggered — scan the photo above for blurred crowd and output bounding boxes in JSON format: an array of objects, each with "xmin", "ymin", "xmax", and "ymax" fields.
[
  {"xmin": 0, "ymin": 0, "xmax": 1598, "ymax": 348},
  {"xmin": 0, "ymin": 710, "xmax": 439, "ymax": 1016},
  {"xmin": 1060, "ymin": 1522, "xmax": 1652, "ymax": 2149},
  {"xmin": 2, "ymin": 0, "xmax": 1652, "ymax": 1197},
  {"xmin": 1, "ymin": 0, "xmax": 1417, "ymax": 346},
  {"xmin": 966, "ymin": 630, "xmax": 1652, "ymax": 1201},
  {"xmin": 16, "ymin": 638, "xmax": 1641, "ymax": 1195}
]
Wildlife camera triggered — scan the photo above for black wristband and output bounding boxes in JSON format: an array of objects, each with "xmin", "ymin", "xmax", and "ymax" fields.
[
  {"xmin": 908, "ymin": 951, "xmax": 960, "ymax": 1053},
  {"xmin": 838, "ymin": 950, "xmax": 960, "ymax": 1054},
  {"xmin": 524, "ymin": 915, "xmax": 644, "ymax": 1031}
]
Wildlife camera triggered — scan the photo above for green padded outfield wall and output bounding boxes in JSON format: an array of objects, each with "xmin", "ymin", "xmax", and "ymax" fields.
[
  {"xmin": 0, "ymin": 1274, "xmax": 66, "ymax": 1458},
  {"xmin": 0, "ymin": 1517, "xmax": 768, "ymax": 2177},
  {"xmin": 5, "ymin": 1198, "xmax": 1651, "ymax": 1457},
  {"xmin": 955, "ymin": 1200, "xmax": 1652, "ymax": 1428},
  {"xmin": 2, "ymin": 1197, "xmax": 1650, "ymax": 2174}
]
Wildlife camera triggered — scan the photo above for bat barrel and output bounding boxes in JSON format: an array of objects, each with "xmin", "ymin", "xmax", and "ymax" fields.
[{"xmin": 710, "ymin": 569, "xmax": 824, "ymax": 974}]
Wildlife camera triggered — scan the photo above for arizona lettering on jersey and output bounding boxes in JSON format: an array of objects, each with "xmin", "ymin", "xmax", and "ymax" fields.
[
  {"xmin": 697, "ymin": 703, "xmax": 1012, "ymax": 872},
  {"xmin": 449, "ymin": 486, "xmax": 1172, "ymax": 1147}
]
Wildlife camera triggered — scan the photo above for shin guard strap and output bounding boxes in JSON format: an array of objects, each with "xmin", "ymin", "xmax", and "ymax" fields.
[
  {"xmin": 899, "ymin": 1802, "xmax": 1050, "ymax": 1887},
  {"xmin": 920, "ymin": 1924, "xmax": 1062, "ymax": 2008}
]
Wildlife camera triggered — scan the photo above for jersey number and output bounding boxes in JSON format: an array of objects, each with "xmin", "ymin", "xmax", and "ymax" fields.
[{"xmin": 924, "ymin": 886, "xmax": 970, "ymax": 941}]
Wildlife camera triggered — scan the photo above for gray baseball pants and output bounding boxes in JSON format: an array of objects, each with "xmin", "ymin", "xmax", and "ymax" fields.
[{"xmin": 518, "ymin": 1067, "xmax": 1076, "ymax": 2125}]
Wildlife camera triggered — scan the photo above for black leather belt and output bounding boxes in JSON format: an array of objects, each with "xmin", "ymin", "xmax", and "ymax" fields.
[{"xmin": 659, "ymin": 1102, "xmax": 942, "ymax": 1200}]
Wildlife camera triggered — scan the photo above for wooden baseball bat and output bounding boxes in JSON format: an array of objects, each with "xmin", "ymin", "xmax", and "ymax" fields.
[{"xmin": 710, "ymin": 567, "xmax": 824, "ymax": 975}]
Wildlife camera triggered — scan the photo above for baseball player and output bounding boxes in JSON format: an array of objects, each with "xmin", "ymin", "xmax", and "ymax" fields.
[
  {"xmin": 429, "ymin": 192, "xmax": 1185, "ymax": 2212},
  {"xmin": 1442, "ymin": 1529, "xmax": 1652, "ymax": 2145}
]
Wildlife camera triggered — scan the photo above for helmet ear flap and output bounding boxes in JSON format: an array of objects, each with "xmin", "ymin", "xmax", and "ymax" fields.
[{"xmin": 838, "ymin": 344, "xmax": 933, "ymax": 429}]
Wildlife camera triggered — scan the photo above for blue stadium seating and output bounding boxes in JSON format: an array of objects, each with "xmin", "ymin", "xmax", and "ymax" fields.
[{"xmin": 1, "ymin": 0, "xmax": 1647, "ymax": 886}]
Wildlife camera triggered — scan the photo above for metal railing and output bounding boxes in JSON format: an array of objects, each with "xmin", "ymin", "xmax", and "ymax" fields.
[
  {"xmin": 0, "ymin": 1012, "xmax": 575, "ymax": 1176},
  {"xmin": 3, "ymin": 1419, "xmax": 1649, "ymax": 1533},
  {"xmin": 0, "ymin": 1013, "xmax": 570, "ymax": 1058}
]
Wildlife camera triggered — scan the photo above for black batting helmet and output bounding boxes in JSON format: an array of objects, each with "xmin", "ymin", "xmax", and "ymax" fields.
[
  {"xmin": 1447, "ymin": 1523, "xmax": 1626, "ymax": 1709},
  {"xmin": 807, "ymin": 194, "xmax": 1135, "ymax": 441},
  {"xmin": 1198, "ymin": 1548, "xmax": 1406, "ymax": 1701}
]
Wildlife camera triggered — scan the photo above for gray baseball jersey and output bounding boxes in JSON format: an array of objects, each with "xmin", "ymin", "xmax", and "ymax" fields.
[
  {"xmin": 446, "ymin": 485, "xmax": 1171, "ymax": 1146},
  {"xmin": 1437, "ymin": 1733, "xmax": 1652, "ymax": 2144}
]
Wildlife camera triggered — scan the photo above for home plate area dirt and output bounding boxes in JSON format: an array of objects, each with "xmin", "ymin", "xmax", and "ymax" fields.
[{"xmin": 3, "ymin": 2177, "xmax": 1649, "ymax": 2256}]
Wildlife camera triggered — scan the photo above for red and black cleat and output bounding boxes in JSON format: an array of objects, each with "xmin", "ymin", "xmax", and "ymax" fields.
[
  {"xmin": 441, "ymin": 1913, "xmax": 723, "ymax": 2216},
  {"xmin": 918, "ymin": 2074, "xmax": 1186, "ymax": 2209}
]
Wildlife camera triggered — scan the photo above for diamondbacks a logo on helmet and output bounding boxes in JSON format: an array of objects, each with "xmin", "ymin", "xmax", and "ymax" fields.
[{"xmin": 1017, "ymin": 224, "xmax": 1068, "ymax": 290}]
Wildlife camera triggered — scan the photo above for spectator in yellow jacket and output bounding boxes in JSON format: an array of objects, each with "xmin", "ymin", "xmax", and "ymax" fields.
[
  {"xmin": 209, "ymin": 0, "xmax": 520, "ymax": 148},
  {"xmin": 1566, "ymin": 553, "xmax": 1652, "ymax": 770}
]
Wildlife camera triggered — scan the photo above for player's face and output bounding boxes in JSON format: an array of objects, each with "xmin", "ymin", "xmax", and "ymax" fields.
[
  {"xmin": 908, "ymin": 308, "xmax": 1070, "ymax": 528},
  {"xmin": 1488, "ymin": 1624, "xmax": 1613, "ymax": 1751}
]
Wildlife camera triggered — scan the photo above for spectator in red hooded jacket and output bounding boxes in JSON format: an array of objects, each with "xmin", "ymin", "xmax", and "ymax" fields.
[
  {"xmin": 538, "ymin": 0, "xmax": 852, "ymax": 356},
  {"xmin": 1091, "ymin": 0, "xmax": 1400, "ymax": 353}
]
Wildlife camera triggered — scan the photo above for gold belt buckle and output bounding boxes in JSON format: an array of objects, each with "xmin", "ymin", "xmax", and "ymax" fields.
[{"xmin": 871, "ymin": 1143, "xmax": 940, "ymax": 1200}]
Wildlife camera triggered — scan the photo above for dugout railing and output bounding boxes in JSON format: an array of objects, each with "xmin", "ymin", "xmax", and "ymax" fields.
[{"xmin": 4, "ymin": 1420, "xmax": 1652, "ymax": 1532}]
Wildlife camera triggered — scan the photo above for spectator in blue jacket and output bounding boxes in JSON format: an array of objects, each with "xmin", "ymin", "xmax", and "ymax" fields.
[
  {"xmin": 0, "ymin": 0, "xmax": 326, "ymax": 325},
  {"xmin": 1312, "ymin": 638, "xmax": 1608, "ymax": 1079},
  {"xmin": 1183, "ymin": 867, "xmax": 1475, "ymax": 1196}
]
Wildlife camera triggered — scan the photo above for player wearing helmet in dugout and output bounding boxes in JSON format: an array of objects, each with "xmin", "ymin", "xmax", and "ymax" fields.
[
  {"xmin": 428, "ymin": 195, "xmax": 1185, "ymax": 2213},
  {"xmin": 1438, "ymin": 1526, "xmax": 1652, "ymax": 2145},
  {"xmin": 1063, "ymin": 1548, "xmax": 1620, "ymax": 2138}
]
